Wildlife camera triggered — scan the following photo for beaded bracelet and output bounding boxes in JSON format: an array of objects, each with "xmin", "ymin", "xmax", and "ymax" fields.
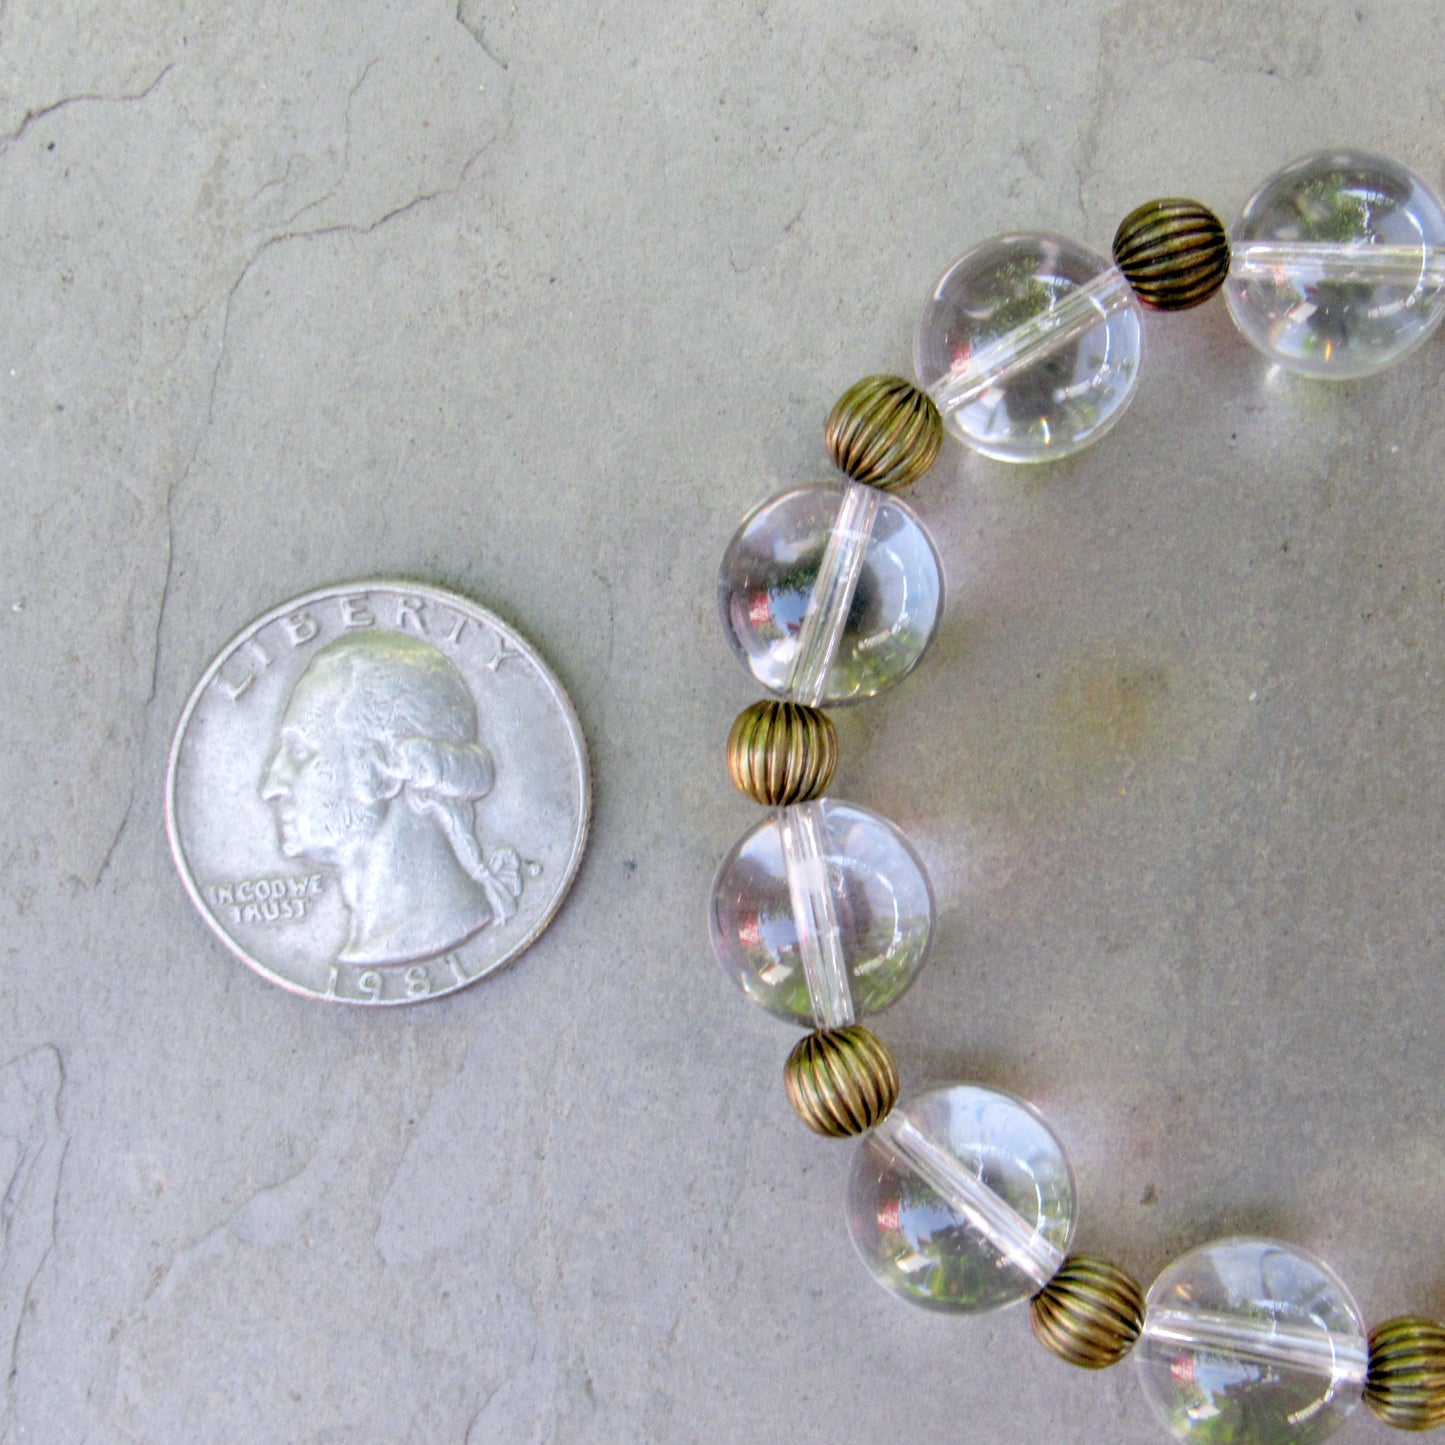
[{"xmin": 707, "ymin": 150, "xmax": 1445, "ymax": 1444}]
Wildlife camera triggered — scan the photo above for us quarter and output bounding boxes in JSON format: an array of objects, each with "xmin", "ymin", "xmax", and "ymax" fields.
[{"xmin": 165, "ymin": 582, "xmax": 590, "ymax": 1005}]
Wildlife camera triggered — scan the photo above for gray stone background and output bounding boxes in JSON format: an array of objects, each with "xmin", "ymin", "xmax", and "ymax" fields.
[{"xmin": 2, "ymin": 0, "xmax": 1443, "ymax": 1440}]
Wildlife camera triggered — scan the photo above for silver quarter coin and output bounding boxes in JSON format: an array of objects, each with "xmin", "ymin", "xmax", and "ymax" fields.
[{"xmin": 166, "ymin": 582, "xmax": 589, "ymax": 1004}]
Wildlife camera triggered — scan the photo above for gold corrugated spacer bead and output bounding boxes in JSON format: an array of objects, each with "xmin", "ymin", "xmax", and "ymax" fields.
[
  {"xmin": 825, "ymin": 375, "xmax": 943, "ymax": 492},
  {"xmin": 783, "ymin": 1025, "xmax": 899, "ymax": 1138},
  {"xmin": 1112, "ymin": 198, "xmax": 1230, "ymax": 311},
  {"xmin": 1030, "ymin": 1254, "xmax": 1145, "ymax": 1369},
  {"xmin": 726, "ymin": 699, "xmax": 838, "ymax": 807},
  {"xmin": 1366, "ymin": 1316, "xmax": 1445, "ymax": 1431}
]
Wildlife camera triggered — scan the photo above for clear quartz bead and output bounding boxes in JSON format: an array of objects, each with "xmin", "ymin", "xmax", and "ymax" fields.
[
  {"xmin": 913, "ymin": 232, "xmax": 1144, "ymax": 463},
  {"xmin": 708, "ymin": 798, "xmax": 934, "ymax": 1026},
  {"xmin": 1225, "ymin": 150, "xmax": 1445, "ymax": 378},
  {"xmin": 718, "ymin": 480, "xmax": 943, "ymax": 705},
  {"xmin": 845, "ymin": 1083, "xmax": 1076, "ymax": 1314},
  {"xmin": 1136, "ymin": 1237, "xmax": 1368, "ymax": 1445}
]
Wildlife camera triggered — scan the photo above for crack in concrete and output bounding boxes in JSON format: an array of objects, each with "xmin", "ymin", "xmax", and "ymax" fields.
[
  {"xmin": 241, "ymin": 152, "xmax": 302, "ymax": 211},
  {"xmin": 91, "ymin": 789, "xmax": 136, "ymax": 889},
  {"xmin": 465, "ymin": 1344, "xmax": 537, "ymax": 1441},
  {"xmin": 202, "ymin": 136, "xmax": 495, "ymax": 431},
  {"xmin": 285, "ymin": 56, "xmax": 381, "ymax": 228},
  {"xmin": 0, "ymin": 1046, "xmax": 67, "ymax": 1432},
  {"xmin": 592, "ymin": 568, "xmax": 615, "ymax": 674},
  {"xmin": 0, "ymin": 63, "xmax": 174, "ymax": 156},
  {"xmin": 96, "ymin": 380, "xmax": 189, "ymax": 890},
  {"xmin": 6, "ymin": 1134, "xmax": 67, "ymax": 1415},
  {"xmin": 455, "ymin": 1, "xmax": 510, "ymax": 70},
  {"xmin": 140, "ymin": 1134, "xmax": 331, "ymax": 1310},
  {"xmin": 92, "ymin": 364, "xmax": 193, "ymax": 838}
]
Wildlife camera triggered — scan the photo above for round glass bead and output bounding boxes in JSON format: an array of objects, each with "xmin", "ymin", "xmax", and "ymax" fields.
[
  {"xmin": 718, "ymin": 482, "xmax": 943, "ymax": 706},
  {"xmin": 1225, "ymin": 150, "xmax": 1445, "ymax": 378},
  {"xmin": 845, "ymin": 1083, "xmax": 1076, "ymax": 1314},
  {"xmin": 708, "ymin": 799, "xmax": 934, "ymax": 1027},
  {"xmin": 1136, "ymin": 1236, "xmax": 1368, "ymax": 1445},
  {"xmin": 913, "ymin": 232, "xmax": 1144, "ymax": 463}
]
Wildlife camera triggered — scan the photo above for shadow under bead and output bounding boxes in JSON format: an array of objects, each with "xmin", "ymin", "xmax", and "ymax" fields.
[
  {"xmin": 1031, "ymin": 1255, "xmax": 1145, "ymax": 1369},
  {"xmin": 727, "ymin": 699, "xmax": 838, "ymax": 807},
  {"xmin": 1112, "ymin": 198, "xmax": 1230, "ymax": 311},
  {"xmin": 784, "ymin": 1025, "xmax": 899, "ymax": 1137},
  {"xmin": 1366, "ymin": 1316, "xmax": 1445, "ymax": 1431},
  {"xmin": 825, "ymin": 375, "xmax": 943, "ymax": 492}
]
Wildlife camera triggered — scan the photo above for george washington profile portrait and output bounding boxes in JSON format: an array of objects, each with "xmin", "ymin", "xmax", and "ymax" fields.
[{"xmin": 259, "ymin": 630, "xmax": 522, "ymax": 965}]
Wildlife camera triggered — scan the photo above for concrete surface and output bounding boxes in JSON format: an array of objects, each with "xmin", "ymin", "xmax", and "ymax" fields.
[{"xmin": 1, "ymin": 0, "xmax": 1443, "ymax": 1440}]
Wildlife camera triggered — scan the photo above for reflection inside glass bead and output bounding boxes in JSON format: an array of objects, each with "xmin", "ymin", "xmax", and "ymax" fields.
[
  {"xmin": 846, "ymin": 1084, "xmax": 1076, "ymax": 1314},
  {"xmin": 1136, "ymin": 1236, "xmax": 1367, "ymax": 1445},
  {"xmin": 709, "ymin": 798, "xmax": 934, "ymax": 1026},
  {"xmin": 718, "ymin": 482, "xmax": 943, "ymax": 705},
  {"xmin": 913, "ymin": 232, "xmax": 1143, "ymax": 462},
  {"xmin": 1225, "ymin": 150, "xmax": 1445, "ymax": 378}
]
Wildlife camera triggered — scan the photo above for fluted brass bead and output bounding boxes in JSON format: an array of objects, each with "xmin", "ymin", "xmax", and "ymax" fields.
[
  {"xmin": 825, "ymin": 375, "xmax": 943, "ymax": 492},
  {"xmin": 726, "ymin": 699, "xmax": 838, "ymax": 807},
  {"xmin": 1366, "ymin": 1316, "xmax": 1445, "ymax": 1431},
  {"xmin": 1030, "ymin": 1254, "xmax": 1145, "ymax": 1369},
  {"xmin": 783, "ymin": 1025, "xmax": 899, "ymax": 1138},
  {"xmin": 1112, "ymin": 199, "xmax": 1230, "ymax": 311}
]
